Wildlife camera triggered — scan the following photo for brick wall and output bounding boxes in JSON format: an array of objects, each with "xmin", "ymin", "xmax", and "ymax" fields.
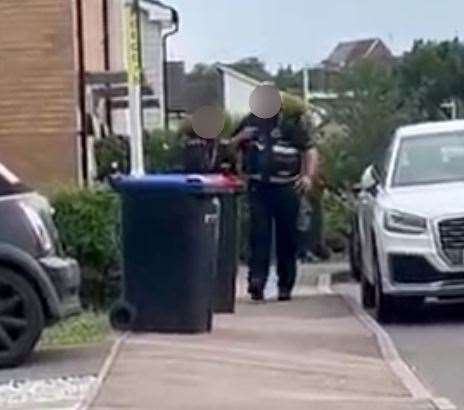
[
  {"xmin": 0, "ymin": 0, "xmax": 79, "ymax": 188},
  {"xmin": 81, "ymin": 0, "xmax": 106, "ymax": 72}
]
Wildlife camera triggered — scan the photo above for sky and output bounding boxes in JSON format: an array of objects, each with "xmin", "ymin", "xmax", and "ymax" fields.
[{"xmin": 164, "ymin": 0, "xmax": 464, "ymax": 72}]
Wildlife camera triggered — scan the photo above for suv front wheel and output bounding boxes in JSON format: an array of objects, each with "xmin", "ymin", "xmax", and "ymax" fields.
[
  {"xmin": 372, "ymin": 256, "xmax": 395, "ymax": 324},
  {"xmin": 361, "ymin": 271, "xmax": 375, "ymax": 308},
  {"xmin": 0, "ymin": 267, "xmax": 44, "ymax": 368}
]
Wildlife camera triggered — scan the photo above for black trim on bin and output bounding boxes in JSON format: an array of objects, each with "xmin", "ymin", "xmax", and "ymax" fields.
[{"xmin": 389, "ymin": 254, "xmax": 464, "ymax": 284}]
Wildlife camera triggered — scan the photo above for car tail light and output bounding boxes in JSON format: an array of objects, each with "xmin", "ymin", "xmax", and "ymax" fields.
[{"xmin": 19, "ymin": 203, "xmax": 54, "ymax": 253}]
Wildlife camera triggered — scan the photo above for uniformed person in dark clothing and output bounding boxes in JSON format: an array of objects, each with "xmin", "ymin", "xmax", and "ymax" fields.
[
  {"xmin": 182, "ymin": 126, "xmax": 218, "ymax": 173},
  {"xmin": 231, "ymin": 87, "xmax": 318, "ymax": 301},
  {"xmin": 180, "ymin": 105, "xmax": 232, "ymax": 174}
]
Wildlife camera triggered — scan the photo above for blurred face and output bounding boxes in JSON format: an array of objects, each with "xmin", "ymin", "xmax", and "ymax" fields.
[
  {"xmin": 191, "ymin": 105, "xmax": 225, "ymax": 139},
  {"xmin": 249, "ymin": 85, "xmax": 282, "ymax": 119}
]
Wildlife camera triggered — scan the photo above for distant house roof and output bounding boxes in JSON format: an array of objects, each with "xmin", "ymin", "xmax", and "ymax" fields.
[
  {"xmin": 166, "ymin": 62, "xmax": 303, "ymax": 115},
  {"xmin": 323, "ymin": 38, "xmax": 393, "ymax": 69},
  {"xmin": 166, "ymin": 63, "xmax": 266, "ymax": 114},
  {"xmin": 215, "ymin": 64, "xmax": 263, "ymax": 87},
  {"xmin": 216, "ymin": 64, "xmax": 272, "ymax": 85}
]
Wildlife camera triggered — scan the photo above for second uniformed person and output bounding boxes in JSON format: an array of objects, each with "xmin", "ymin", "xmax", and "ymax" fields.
[{"xmin": 231, "ymin": 88, "xmax": 318, "ymax": 301}]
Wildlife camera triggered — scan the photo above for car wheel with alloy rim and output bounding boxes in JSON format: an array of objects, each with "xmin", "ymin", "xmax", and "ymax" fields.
[{"xmin": 0, "ymin": 267, "xmax": 44, "ymax": 368}]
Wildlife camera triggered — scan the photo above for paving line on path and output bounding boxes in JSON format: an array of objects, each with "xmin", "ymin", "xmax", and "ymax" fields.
[
  {"xmin": 74, "ymin": 332, "xmax": 128, "ymax": 410},
  {"xmin": 267, "ymin": 391, "xmax": 436, "ymax": 404},
  {"xmin": 318, "ymin": 273, "xmax": 456, "ymax": 410}
]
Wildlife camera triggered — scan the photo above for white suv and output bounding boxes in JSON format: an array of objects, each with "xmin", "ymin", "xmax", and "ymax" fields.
[{"xmin": 358, "ymin": 120, "xmax": 464, "ymax": 322}]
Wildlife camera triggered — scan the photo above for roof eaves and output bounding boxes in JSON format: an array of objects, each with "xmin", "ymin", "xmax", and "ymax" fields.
[
  {"xmin": 215, "ymin": 64, "xmax": 263, "ymax": 87},
  {"xmin": 136, "ymin": 0, "xmax": 174, "ymax": 23}
]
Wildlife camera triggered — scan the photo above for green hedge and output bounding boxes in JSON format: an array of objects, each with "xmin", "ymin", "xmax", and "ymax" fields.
[
  {"xmin": 52, "ymin": 187, "xmax": 121, "ymax": 311},
  {"xmin": 322, "ymin": 191, "xmax": 351, "ymax": 253},
  {"xmin": 94, "ymin": 130, "xmax": 185, "ymax": 181}
]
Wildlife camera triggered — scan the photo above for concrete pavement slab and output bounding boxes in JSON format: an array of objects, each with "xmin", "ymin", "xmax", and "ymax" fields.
[{"xmin": 90, "ymin": 291, "xmax": 434, "ymax": 409}]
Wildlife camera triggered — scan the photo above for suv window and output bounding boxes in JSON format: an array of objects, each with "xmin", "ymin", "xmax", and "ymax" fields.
[
  {"xmin": 373, "ymin": 140, "xmax": 394, "ymax": 186},
  {"xmin": 393, "ymin": 132, "xmax": 464, "ymax": 186}
]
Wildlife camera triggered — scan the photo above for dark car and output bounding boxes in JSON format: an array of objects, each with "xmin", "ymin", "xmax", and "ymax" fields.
[{"xmin": 0, "ymin": 163, "xmax": 81, "ymax": 367}]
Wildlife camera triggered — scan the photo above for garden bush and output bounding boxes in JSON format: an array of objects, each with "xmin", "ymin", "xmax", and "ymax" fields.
[
  {"xmin": 52, "ymin": 187, "xmax": 121, "ymax": 311},
  {"xmin": 94, "ymin": 136, "xmax": 130, "ymax": 181},
  {"xmin": 94, "ymin": 130, "xmax": 185, "ymax": 181},
  {"xmin": 322, "ymin": 191, "xmax": 352, "ymax": 254},
  {"xmin": 144, "ymin": 129, "xmax": 185, "ymax": 173}
]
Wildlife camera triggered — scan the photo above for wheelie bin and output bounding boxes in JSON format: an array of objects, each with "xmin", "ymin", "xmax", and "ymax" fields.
[
  {"xmin": 201, "ymin": 174, "xmax": 244, "ymax": 313},
  {"xmin": 109, "ymin": 174, "xmax": 221, "ymax": 334}
]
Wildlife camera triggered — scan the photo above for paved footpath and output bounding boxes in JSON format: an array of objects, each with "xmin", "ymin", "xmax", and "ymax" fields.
[{"xmin": 88, "ymin": 279, "xmax": 434, "ymax": 410}]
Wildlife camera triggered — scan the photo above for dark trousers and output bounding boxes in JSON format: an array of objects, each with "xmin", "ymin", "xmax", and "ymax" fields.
[{"xmin": 248, "ymin": 182, "xmax": 300, "ymax": 293}]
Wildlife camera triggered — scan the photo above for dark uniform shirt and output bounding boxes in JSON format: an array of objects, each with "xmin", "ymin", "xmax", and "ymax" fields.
[
  {"xmin": 234, "ymin": 113, "xmax": 312, "ymax": 183},
  {"xmin": 182, "ymin": 133, "xmax": 234, "ymax": 174}
]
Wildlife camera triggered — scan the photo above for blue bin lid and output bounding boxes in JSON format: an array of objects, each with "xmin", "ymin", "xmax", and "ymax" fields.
[
  {"xmin": 111, "ymin": 173, "xmax": 244, "ymax": 194},
  {"xmin": 111, "ymin": 174, "xmax": 213, "ymax": 193}
]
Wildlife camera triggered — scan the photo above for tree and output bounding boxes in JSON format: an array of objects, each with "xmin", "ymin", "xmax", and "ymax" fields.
[
  {"xmin": 187, "ymin": 63, "xmax": 218, "ymax": 82},
  {"xmin": 320, "ymin": 61, "xmax": 409, "ymax": 190},
  {"xmin": 274, "ymin": 65, "xmax": 303, "ymax": 93},
  {"xmin": 396, "ymin": 39, "xmax": 464, "ymax": 120},
  {"xmin": 229, "ymin": 57, "xmax": 273, "ymax": 82}
]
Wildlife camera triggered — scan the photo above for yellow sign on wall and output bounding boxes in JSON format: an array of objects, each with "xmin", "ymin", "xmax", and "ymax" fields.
[{"xmin": 124, "ymin": 5, "xmax": 141, "ymax": 85}]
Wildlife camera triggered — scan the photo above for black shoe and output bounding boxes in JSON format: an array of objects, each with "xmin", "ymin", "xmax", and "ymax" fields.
[
  {"xmin": 249, "ymin": 283, "xmax": 264, "ymax": 301},
  {"xmin": 251, "ymin": 289, "xmax": 264, "ymax": 301},
  {"xmin": 278, "ymin": 290, "xmax": 292, "ymax": 301}
]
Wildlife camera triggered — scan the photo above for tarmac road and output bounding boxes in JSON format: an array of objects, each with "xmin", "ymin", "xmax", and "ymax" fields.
[
  {"xmin": 0, "ymin": 342, "xmax": 111, "ymax": 409},
  {"xmin": 0, "ymin": 341, "xmax": 111, "ymax": 384},
  {"xmin": 335, "ymin": 279, "xmax": 464, "ymax": 410}
]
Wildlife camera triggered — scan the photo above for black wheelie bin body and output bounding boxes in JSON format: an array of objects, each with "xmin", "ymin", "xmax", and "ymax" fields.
[
  {"xmin": 110, "ymin": 174, "xmax": 220, "ymax": 334},
  {"xmin": 201, "ymin": 175, "xmax": 244, "ymax": 314}
]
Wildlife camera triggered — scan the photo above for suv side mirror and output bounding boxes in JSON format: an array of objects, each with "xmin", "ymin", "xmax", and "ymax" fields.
[{"xmin": 360, "ymin": 165, "xmax": 379, "ymax": 193}]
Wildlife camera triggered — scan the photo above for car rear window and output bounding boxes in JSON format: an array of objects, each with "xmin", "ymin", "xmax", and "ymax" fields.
[{"xmin": 0, "ymin": 163, "xmax": 31, "ymax": 196}]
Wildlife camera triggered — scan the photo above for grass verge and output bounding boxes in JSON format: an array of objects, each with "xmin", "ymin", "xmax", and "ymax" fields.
[{"xmin": 39, "ymin": 312, "xmax": 110, "ymax": 348}]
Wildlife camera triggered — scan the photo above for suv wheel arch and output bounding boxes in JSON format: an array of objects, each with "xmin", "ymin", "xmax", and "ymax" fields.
[{"xmin": 0, "ymin": 244, "xmax": 61, "ymax": 321}]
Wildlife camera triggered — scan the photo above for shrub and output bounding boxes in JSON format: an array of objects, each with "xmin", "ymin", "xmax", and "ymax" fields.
[
  {"xmin": 144, "ymin": 129, "xmax": 184, "ymax": 172},
  {"xmin": 94, "ymin": 136, "xmax": 130, "ymax": 181},
  {"xmin": 94, "ymin": 130, "xmax": 185, "ymax": 181},
  {"xmin": 322, "ymin": 191, "xmax": 351, "ymax": 253},
  {"xmin": 52, "ymin": 187, "xmax": 121, "ymax": 310}
]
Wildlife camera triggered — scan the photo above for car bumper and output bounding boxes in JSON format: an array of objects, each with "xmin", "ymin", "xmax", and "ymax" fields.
[
  {"xmin": 39, "ymin": 256, "xmax": 81, "ymax": 319},
  {"xmin": 376, "ymin": 230, "xmax": 464, "ymax": 297}
]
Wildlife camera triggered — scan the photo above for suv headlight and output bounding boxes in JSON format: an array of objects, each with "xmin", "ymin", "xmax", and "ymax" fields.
[
  {"xmin": 384, "ymin": 210, "xmax": 427, "ymax": 234},
  {"xmin": 20, "ymin": 203, "xmax": 54, "ymax": 252}
]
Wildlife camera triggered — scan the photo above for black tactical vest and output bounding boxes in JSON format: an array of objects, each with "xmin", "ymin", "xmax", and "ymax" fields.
[{"xmin": 242, "ymin": 115, "xmax": 304, "ymax": 183}]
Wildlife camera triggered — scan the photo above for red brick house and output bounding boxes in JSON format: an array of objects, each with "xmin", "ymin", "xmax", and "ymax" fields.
[
  {"xmin": 0, "ymin": 0, "xmax": 177, "ymax": 188},
  {"xmin": 309, "ymin": 38, "xmax": 395, "ymax": 99},
  {"xmin": 0, "ymin": 0, "xmax": 80, "ymax": 189}
]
